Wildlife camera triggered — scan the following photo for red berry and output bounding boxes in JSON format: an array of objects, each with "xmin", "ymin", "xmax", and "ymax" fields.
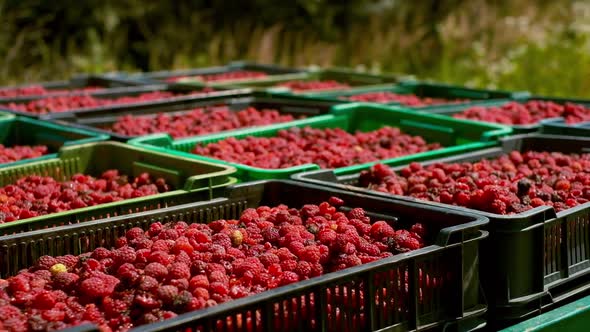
[
  {"xmin": 144, "ymin": 262, "xmax": 169, "ymax": 281},
  {"xmin": 279, "ymin": 271, "xmax": 300, "ymax": 286},
  {"xmin": 168, "ymin": 262, "xmax": 191, "ymax": 280}
]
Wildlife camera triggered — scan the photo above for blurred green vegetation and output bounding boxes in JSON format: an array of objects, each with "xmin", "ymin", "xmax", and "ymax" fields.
[{"xmin": 1, "ymin": 0, "xmax": 589, "ymax": 97}]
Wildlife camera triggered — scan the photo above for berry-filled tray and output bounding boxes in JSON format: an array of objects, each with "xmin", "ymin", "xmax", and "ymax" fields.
[
  {"xmin": 293, "ymin": 133, "xmax": 590, "ymax": 328},
  {"xmin": 48, "ymin": 92, "xmax": 341, "ymax": 141},
  {"xmin": 210, "ymin": 68, "xmax": 408, "ymax": 93},
  {"xmin": 0, "ymin": 116, "xmax": 109, "ymax": 168},
  {"xmin": 0, "ymin": 74, "xmax": 146, "ymax": 103},
  {"xmin": 122, "ymin": 61, "xmax": 307, "ymax": 85},
  {"xmin": 422, "ymin": 96, "xmax": 590, "ymax": 134},
  {"xmin": 0, "ymin": 180, "xmax": 488, "ymax": 332},
  {"xmin": 0, "ymin": 83, "xmax": 242, "ymax": 119},
  {"xmin": 0, "ymin": 141, "xmax": 236, "ymax": 236},
  {"xmin": 301, "ymin": 81, "xmax": 529, "ymax": 110},
  {"xmin": 129, "ymin": 103, "xmax": 511, "ymax": 181}
]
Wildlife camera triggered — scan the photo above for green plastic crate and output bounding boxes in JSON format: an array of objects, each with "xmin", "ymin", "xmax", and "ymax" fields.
[
  {"xmin": 0, "ymin": 112, "xmax": 15, "ymax": 120},
  {"xmin": 0, "ymin": 116, "xmax": 109, "ymax": 168},
  {"xmin": 501, "ymin": 295, "xmax": 590, "ymax": 332},
  {"xmin": 211, "ymin": 68, "xmax": 406, "ymax": 93},
  {"xmin": 0, "ymin": 141, "xmax": 237, "ymax": 236},
  {"xmin": 301, "ymin": 81, "xmax": 530, "ymax": 110},
  {"xmin": 129, "ymin": 103, "xmax": 512, "ymax": 181}
]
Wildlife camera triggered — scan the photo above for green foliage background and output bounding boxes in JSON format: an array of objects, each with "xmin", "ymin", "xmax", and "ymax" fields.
[{"xmin": 1, "ymin": 0, "xmax": 589, "ymax": 97}]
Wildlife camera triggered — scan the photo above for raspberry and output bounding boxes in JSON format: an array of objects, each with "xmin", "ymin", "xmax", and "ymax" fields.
[
  {"xmin": 138, "ymin": 275, "xmax": 159, "ymax": 291},
  {"xmin": 410, "ymin": 223, "xmax": 426, "ymax": 238},
  {"xmin": 33, "ymin": 269, "xmax": 52, "ymax": 281},
  {"xmin": 172, "ymin": 239, "xmax": 194, "ymax": 255},
  {"xmin": 387, "ymin": 230, "xmax": 424, "ymax": 253},
  {"xmin": 36, "ymin": 255, "xmax": 58, "ymax": 270},
  {"xmin": 31, "ymin": 290, "xmax": 56, "ymax": 309},
  {"xmin": 328, "ymin": 196, "xmax": 345, "ymax": 206},
  {"xmin": 148, "ymin": 222, "xmax": 164, "ymax": 237},
  {"xmin": 300, "ymin": 246, "xmax": 322, "ymax": 264},
  {"xmin": 347, "ymin": 208, "xmax": 366, "ymax": 220},
  {"xmin": 126, "ymin": 227, "xmax": 145, "ymax": 241},
  {"xmin": 56, "ymin": 255, "xmax": 78, "ymax": 269},
  {"xmin": 192, "ymin": 287, "xmax": 210, "ymax": 301},
  {"xmin": 157, "ymin": 285, "xmax": 179, "ymax": 304},
  {"xmin": 295, "ymin": 261, "xmax": 312, "ymax": 278},
  {"xmin": 113, "ymin": 246, "xmax": 136, "ymax": 266},
  {"xmin": 358, "ymin": 241, "xmax": 381, "ymax": 256},
  {"xmin": 134, "ymin": 293, "xmax": 161, "ymax": 310},
  {"xmin": 52, "ymin": 272, "xmax": 79, "ymax": 290},
  {"xmin": 3, "ymin": 317, "xmax": 28, "ymax": 331},
  {"xmin": 212, "ymin": 233, "xmax": 232, "ymax": 249},
  {"xmin": 317, "ymin": 228, "xmax": 337, "ymax": 245},
  {"xmin": 92, "ymin": 247, "xmax": 112, "ymax": 260},
  {"xmin": 189, "ymin": 275, "xmax": 210, "ymax": 291},
  {"xmin": 370, "ymin": 221, "xmax": 396, "ymax": 240},
  {"xmin": 42, "ymin": 309, "xmax": 65, "ymax": 322},
  {"xmin": 279, "ymin": 271, "xmax": 300, "ymax": 286},
  {"xmin": 117, "ymin": 263, "xmax": 139, "ymax": 281},
  {"xmin": 168, "ymin": 262, "xmax": 191, "ymax": 280},
  {"xmin": 209, "ymin": 282, "xmax": 229, "ymax": 296},
  {"xmin": 148, "ymin": 251, "xmax": 172, "ymax": 266},
  {"xmin": 79, "ymin": 276, "xmax": 118, "ymax": 298},
  {"xmin": 301, "ymin": 205, "xmax": 320, "ymax": 218},
  {"xmin": 208, "ymin": 270, "xmax": 229, "ymax": 285},
  {"xmin": 103, "ymin": 297, "xmax": 130, "ymax": 318},
  {"xmin": 160, "ymin": 228, "xmax": 180, "ymax": 241},
  {"xmin": 344, "ymin": 254, "xmax": 362, "ymax": 267},
  {"xmin": 280, "ymin": 259, "xmax": 298, "ymax": 272},
  {"xmin": 144, "ymin": 262, "xmax": 169, "ymax": 281},
  {"xmin": 258, "ymin": 253, "xmax": 280, "ymax": 267}
]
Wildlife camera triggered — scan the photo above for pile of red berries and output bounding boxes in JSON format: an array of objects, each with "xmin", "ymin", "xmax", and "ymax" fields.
[
  {"xmin": 166, "ymin": 70, "xmax": 269, "ymax": 83},
  {"xmin": 1, "ymin": 91, "xmax": 203, "ymax": 115},
  {"xmin": 111, "ymin": 107, "xmax": 302, "ymax": 138},
  {"xmin": 345, "ymin": 92, "xmax": 467, "ymax": 106},
  {"xmin": 0, "ymin": 86, "xmax": 103, "ymax": 99},
  {"xmin": 192, "ymin": 126, "xmax": 441, "ymax": 169},
  {"xmin": 0, "ymin": 170, "xmax": 171, "ymax": 223},
  {"xmin": 453, "ymin": 100, "xmax": 590, "ymax": 125},
  {"xmin": 275, "ymin": 80, "xmax": 351, "ymax": 92},
  {"xmin": 0, "ymin": 197, "xmax": 427, "ymax": 331},
  {"xmin": 0, "ymin": 144, "xmax": 49, "ymax": 164},
  {"xmin": 359, "ymin": 150, "xmax": 590, "ymax": 214}
]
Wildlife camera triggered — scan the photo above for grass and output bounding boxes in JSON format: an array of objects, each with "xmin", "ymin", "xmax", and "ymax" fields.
[{"xmin": 1, "ymin": 1, "xmax": 589, "ymax": 98}]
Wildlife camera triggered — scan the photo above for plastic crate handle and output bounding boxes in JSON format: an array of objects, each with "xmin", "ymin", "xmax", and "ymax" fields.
[{"xmin": 437, "ymin": 221, "xmax": 489, "ymax": 246}]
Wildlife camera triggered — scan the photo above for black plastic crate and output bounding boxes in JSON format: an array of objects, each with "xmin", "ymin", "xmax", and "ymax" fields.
[
  {"xmin": 541, "ymin": 118, "xmax": 590, "ymax": 137},
  {"xmin": 293, "ymin": 134, "xmax": 590, "ymax": 328},
  {"xmin": 0, "ymin": 83, "xmax": 247, "ymax": 119},
  {"xmin": 0, "ymin": 74, "xmax": 147, "ymax": 103},
  {"xmin": 124, "ymin": 61, "xmax": 306, "ymax": 85},
  {"xmin": 0, "ymin": 180, "xmax": 488, "ymax": 332},
  {"xmin": 422, "ymin": 97, "xmax": 590, "ymax": 134},
  {"xmin": 48, "ymin": 91, "xmax": 342, "ymax": 141}
]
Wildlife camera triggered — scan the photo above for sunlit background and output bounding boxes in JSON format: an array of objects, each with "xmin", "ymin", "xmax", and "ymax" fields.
[{"xmin": 2, "ymin": 0, "xmax": 589, "ymax": 97}]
